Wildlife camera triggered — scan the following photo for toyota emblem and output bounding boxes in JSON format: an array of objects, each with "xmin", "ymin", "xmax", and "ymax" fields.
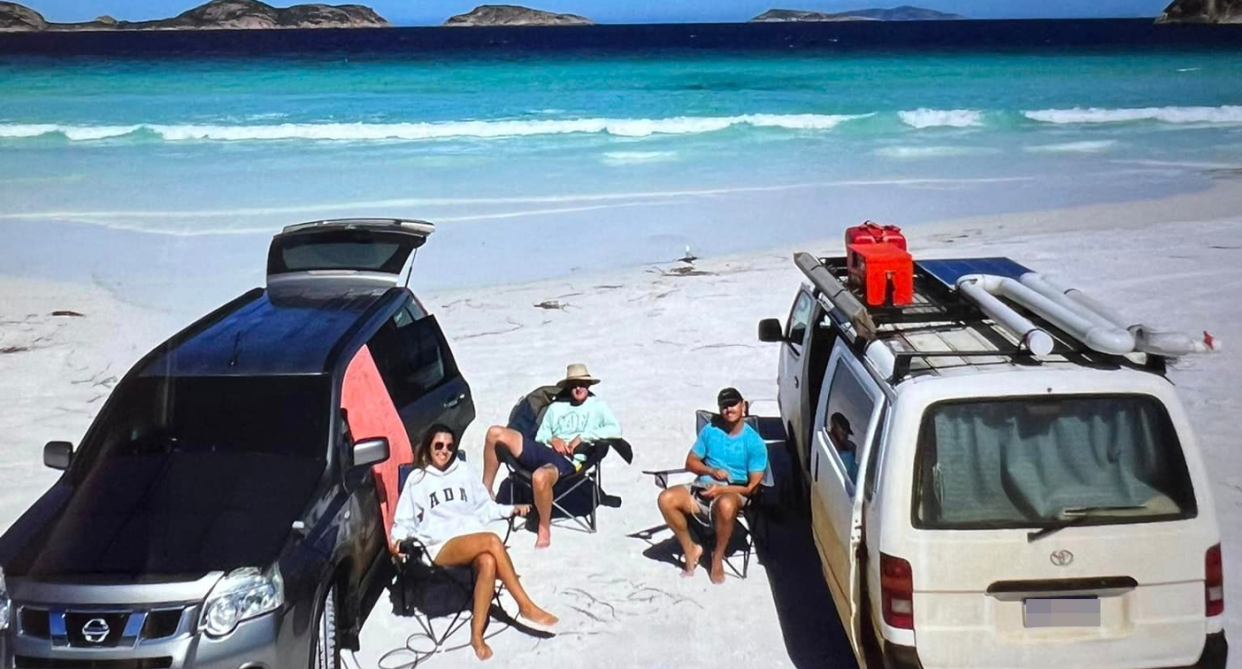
[
  {"xmin": 82, "ymin": 618, "xmax": 111, "ymax": 644},
  {"xmin": 1050, "ymin": 549, "xmax": 1074, "ymax": 567}
]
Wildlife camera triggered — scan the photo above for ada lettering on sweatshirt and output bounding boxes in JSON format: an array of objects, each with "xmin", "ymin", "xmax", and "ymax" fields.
[
  {"xmin": 391, "ymin": 458, "xmax": 514, "ymax": 561},
  {"xmin": 535, "ymin": 395, "xmax": 622, "ymax": 444}
]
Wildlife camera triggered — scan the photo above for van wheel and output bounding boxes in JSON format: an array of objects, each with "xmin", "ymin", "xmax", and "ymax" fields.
[{"xmin": 312, "ymin": 585, "xmax": 341, "ymax": 669}]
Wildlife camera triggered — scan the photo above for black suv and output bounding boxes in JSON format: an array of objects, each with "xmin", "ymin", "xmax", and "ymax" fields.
[{"xmin": 0, "ymin": 219, "xmax": 476, "ymax": 669}]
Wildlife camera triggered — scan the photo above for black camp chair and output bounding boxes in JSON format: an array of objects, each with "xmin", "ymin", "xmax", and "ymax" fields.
[
  {"xmin": 497, "ymin": 385, "xmax": 632, "ymax": 534},
  {"xmin": 643, "ymin": 410, "xmax": 775, "ymax": 579},
  {"xmin": 387, "ymin": 455, "xmax": 514, "ymax": 661}
]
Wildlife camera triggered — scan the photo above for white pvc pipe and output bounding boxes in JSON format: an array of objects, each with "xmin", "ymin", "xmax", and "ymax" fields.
[
  {"xmin": 1132, "ymin": 326, "xmax": 1219, "ymax": 355},
  {"xmin": 956, "ymin": 276, "xmax": 1056, "ymax": 356},
  {"xmin": 1027, "ymin": 273, "xmax": 1131, "ymax": 330},
  {"xmin": 1027, "ymin": 273, "xmax": 1219, "ymax": 356},
  {"xmin": 960, "ymin": 274, "xmax": 1136, "ymax": 355},
  {"xmin": 1019, "ymin": 273, "xmax": 1118, "ymax": 330}
]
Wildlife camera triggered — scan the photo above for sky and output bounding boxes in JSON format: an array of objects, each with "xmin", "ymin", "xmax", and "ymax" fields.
[{"xmin": 24, "ymin": 0, "xmax": 1173, "ymax": 26}]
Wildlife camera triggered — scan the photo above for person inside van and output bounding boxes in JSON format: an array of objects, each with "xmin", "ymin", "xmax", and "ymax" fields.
[
  {"xmin": 480, "ymin": 363, "xmax": 622, "ymax": 548},
  {"xmin": 392, "ymin": 423, "xmax": 559, "ymax": 661},
  {"xmin": 829, "ymin": 412, "xmax": 860, "ymax": 481},
  {"xmin": 656, "ymin": 387, "xmax": 768, "ymax": 584}
]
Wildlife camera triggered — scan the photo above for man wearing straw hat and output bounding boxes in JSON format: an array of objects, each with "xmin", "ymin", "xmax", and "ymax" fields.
[{"xmin": 481, "ymin": 363, "xmax": 621, "ymax": 548}]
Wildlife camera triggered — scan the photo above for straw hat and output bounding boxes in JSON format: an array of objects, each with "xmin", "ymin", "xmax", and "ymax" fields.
[{"xmin": 558, "ymin": 363, "xmax": 600, "ymax": 387}]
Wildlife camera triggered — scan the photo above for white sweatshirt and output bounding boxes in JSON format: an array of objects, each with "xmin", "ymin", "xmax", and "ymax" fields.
[{"xmin": 390, "ymin": 459, "xmax": 515, "ymax": 561}]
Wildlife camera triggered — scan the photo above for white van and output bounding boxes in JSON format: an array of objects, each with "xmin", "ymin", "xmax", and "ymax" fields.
[{"xmin": 760, "ymin": 252, "xmax": 1227, "ymax": 669}]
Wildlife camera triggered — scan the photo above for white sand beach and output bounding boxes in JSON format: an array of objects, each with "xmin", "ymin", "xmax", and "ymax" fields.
[{"xmin": 1, "ymin": 184, "xmax": 1239, "ymax": 669}]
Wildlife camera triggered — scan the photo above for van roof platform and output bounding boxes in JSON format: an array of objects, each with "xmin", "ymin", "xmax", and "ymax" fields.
[{"xmin": 810, "ymin": 255, "xmax": 1167, "ymax": 384}]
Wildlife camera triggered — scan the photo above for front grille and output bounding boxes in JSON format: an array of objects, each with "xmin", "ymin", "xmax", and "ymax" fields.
[
  {"xmin": 64, "ymin": 612, "xmax": 130, "ymax": 648},
  {"xmin": 15, "ymin": 657, "xmax": 173, "ymax": 669},
  {"xmin": 19, "ymin": 607, "xmax": 50, "ymax": 638},
  {"xmin": 140, "ymin": 610, "xmax": 182, "ymax": 640}
]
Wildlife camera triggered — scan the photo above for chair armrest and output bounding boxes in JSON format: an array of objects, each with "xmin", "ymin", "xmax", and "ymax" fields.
[{"xmin": 642, "ymin": 468, "xmax": 690, "ymax": 490}]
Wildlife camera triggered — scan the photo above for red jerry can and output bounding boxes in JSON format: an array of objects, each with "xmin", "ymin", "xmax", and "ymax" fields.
[
  {"xmin": 845, "ymin": 220, "xmax": 907, "ymax": 251},
  {"xmin": 847, "ymin": 242, "xmax": 914, "ymax": 307}
]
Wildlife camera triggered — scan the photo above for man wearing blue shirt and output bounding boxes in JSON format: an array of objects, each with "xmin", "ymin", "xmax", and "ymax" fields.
[{"xmin": 657, "ymin": 387, "xmax": 768, "ymax": 584}]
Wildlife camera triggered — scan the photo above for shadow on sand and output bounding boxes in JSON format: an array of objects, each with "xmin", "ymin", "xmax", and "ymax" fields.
[{"xmin": 630, "ymin": 415, "xmax": 858, "ymax": 669}]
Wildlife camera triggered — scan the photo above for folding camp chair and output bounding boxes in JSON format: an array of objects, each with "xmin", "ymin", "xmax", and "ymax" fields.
[
  {"xmin": 643, "ymin": 410, "xmax": 775, "ymax": 579},
  {"xmin": 497, "ymin": 385, "xmax": 632, "ymax": 534},
  {"xmin": 387, "ymin": 455, "xmax": 514, "ymax": 658}
]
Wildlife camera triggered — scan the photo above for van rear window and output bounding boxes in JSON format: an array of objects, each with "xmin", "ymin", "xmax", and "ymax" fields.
[{"xmin": 913, "ymin": 395, "xmax": 1197, "ymax": 530}]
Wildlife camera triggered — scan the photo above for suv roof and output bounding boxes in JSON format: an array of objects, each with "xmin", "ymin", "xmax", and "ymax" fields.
[
  {"xmin": 142, "ymin": 286, "xmax": 410, "ymax": 378},
  {"xmin": 807, "ymin": 255, "xmax": 1167, "ymax": 385}
]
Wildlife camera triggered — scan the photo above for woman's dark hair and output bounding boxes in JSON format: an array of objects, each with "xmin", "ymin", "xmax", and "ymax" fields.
[{"xmin": 415, "ymin": 423, "xmax": 458, "ymax": 470}]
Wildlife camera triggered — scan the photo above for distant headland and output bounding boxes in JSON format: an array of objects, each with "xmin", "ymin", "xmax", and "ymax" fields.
[
  {"xmin": 1157, "ymin": 0, "xmax": 1242, "ymax": 23},
  {"xmin": 444, "ymin": 5, "xmax": 593, "ymax": 26},
  {"xmin": 0, "ymin": 0, "xmax": 389, "ymax": 31},
  {"xmin": 750, "ymin": 6, "xmax": 964, "ymax": 21}
]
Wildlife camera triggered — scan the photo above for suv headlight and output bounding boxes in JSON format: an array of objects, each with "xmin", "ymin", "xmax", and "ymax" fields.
[
  {"xmin": 0, "ymin": 566, "xmax": 10, "ymax": 632},
  {"xmin": 200, "ymin": 565, "xmax": 283, "ymax": 638}
]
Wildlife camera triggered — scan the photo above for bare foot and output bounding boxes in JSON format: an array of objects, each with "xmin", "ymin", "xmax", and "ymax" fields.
[
  {"xmin": 710, "ymin": 561, "xmax": 726, "ymax": 585},
  {"xmin": 681, "ymin": 544, "xmax": 703, "ymax": 577},
  {"xmin": 518, "ymin": 607, "xmax": 559, "ymax": 631},
  {"xmin": 534, "ymin": 529, "xmax": 551, "ymax": 549},
  {"xmin": 471, "ymin": 638, "xmax": 493, "ymax": 661}
]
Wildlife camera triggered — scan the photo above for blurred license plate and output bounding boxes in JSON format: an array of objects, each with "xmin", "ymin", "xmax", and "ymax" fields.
[{"xmin": 1024, "ymin": 597, "xmax": 1100, "ymax": 628}]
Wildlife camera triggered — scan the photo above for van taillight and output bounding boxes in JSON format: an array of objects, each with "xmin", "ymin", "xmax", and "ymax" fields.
[
  {"xmin": 1206, "ymin": 544, "xmax": 1224, "ymax": 617},
  {"xmin": 881, "ymin": 553, "xmax": 914, "ymax": 629}
]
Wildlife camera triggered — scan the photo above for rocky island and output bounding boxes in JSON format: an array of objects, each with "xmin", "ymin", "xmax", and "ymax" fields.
[
  {"xmin": 444, "ymin": 4, "xmax": 593, "ymax": 26},
  {"xmin": 750, "ymin": 5, "xmax": 964, "ymax": 21},
  {"xmin": 0, "ymin": 0, "xmax": 390, "ymax": 31},
  {"xmin": 1157, "ymin": 0, "xmax": 1242, "ymax": 22}
]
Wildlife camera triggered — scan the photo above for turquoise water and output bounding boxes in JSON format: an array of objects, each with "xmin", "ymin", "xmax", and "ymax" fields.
[{"xmin": 2, "ymin": 49, "xmax": 1241, "ymax": 300}]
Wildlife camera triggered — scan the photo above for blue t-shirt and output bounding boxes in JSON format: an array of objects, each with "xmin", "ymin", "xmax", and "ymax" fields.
[{"xmin": 691, "ymin": 424, "xmax": 768, "ymax": 485}]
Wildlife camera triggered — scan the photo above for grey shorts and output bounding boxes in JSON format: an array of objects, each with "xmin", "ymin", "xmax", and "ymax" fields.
[{"xmin": 681, "ymin": 484, "xmax": 749, "ymax": 523}]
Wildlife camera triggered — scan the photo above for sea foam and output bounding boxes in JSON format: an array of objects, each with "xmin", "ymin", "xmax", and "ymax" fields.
[
  {"xmin": 0, "ymin": 114, "xmax": 869, "ymax": 143},
  {"xmin": 1024, "ymin": 140, "xmax": 1119, "ymax": 154},
  {"xmin": 1023, "ymin": 105, "xmax": 1242, "ymax": 125},
  {"xmin": 898, "ymin": 109, "xmax": 984, "ymax": 129}
]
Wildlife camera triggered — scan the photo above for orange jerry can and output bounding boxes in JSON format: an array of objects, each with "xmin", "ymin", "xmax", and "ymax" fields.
[{"xmin": 847, "ymin": 242, "xmax": 914, "ymax": 306}]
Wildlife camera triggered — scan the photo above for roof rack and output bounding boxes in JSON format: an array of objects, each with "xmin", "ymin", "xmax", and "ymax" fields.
[{"xmin": 800, "ymin": 254, "xmax": 1168, "ymax": 384}]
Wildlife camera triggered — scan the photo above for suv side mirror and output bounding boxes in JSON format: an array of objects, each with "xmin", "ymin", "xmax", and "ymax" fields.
[
  {"xmin": 44, "ymin": 441, "xmax": 73, "ymax": 470},
  {"xmin": 352, "ymin": 437, "xmax": 390, "ymax": 469},
  {"xmin": 758, "ymin": 318, "xmax": 785, "ymax": 343}
]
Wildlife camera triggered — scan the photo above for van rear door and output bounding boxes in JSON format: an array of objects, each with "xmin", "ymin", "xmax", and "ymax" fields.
[
  {"xmin": 266, "ymin": 218, "xmax": 434, "ymax": 290},
  {"xmin": 907, "ymin": 394, "xmax": 1213, "ymax": 669}
]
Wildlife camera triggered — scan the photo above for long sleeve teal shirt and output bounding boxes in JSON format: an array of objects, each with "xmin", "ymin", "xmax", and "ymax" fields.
[{"xmin": 535, "ymin": 395, "xmax": 622, "ymax": 443}]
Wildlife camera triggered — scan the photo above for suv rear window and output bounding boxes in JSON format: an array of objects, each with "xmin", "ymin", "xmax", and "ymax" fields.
[
  {"xmin": 913, "ymin": 395, "xmax": 1197, "ymax": 530},
  {"xmin": 267, "ymin": 230, "xmax": 414, "ymax": 276}
]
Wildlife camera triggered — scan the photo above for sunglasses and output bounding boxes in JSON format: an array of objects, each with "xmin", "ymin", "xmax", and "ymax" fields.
[
  {"xmin": 567, "ymin": 382, "xmax": 592, "ymax": 390},
  {"xmin": 719, "ymin": 400, "xmax": 742, "ymax": 410},
  {"xmin": 431, "ymin": 440, "xmax": 456, "ymax": 452}
]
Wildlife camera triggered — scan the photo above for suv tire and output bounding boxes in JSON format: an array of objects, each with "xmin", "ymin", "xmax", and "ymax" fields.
[{"xmin": 313, "ymin": 584, "xmax": 341, "ymax": 669}]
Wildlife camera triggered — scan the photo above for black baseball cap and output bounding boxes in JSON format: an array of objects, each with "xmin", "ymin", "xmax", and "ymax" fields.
[{"xmin": 717, "ymin": 387, "xmax": 744, "ymax": 408}]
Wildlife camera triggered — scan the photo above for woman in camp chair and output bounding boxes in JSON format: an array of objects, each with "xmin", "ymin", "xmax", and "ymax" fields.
[{"xmin": 392, "ymin": 423, "xmax": 559, "ymax": 660}]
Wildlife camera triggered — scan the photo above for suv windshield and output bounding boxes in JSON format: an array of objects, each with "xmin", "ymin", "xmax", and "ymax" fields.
[
  {"xmin": 78, "ymin": 374, "xmax": 332, "ymax": 469},
  {"xmin": 914, "ymin": 395, "xmax": 1197, "ymax": 530}
]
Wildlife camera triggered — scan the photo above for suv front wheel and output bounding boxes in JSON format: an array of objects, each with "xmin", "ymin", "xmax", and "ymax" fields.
[{"xmin": 312, "ymin": 584, "xmax": 341, "ymax": 669}]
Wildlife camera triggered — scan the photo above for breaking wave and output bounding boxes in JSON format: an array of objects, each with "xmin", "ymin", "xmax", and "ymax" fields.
[
  {"xmin": 898, "ymin": 108, "xmax": 984, "ymax": 129},
  {"xmin": 1023, "ymin": 105, "xmax": 1242, "ymax": 125},
  {"xmin": 0, "ymin": 113, "xmax": 869, "ymax": 143}
]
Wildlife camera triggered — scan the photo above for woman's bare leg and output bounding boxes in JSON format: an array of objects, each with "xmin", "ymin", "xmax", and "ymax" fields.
[
  {"xmin": 434, "ymin": 532, "xmax": 558, "ymax": 626},
  {"xmin": 469, "ymin": 553, "xmax": 497, "ymax": 660}
]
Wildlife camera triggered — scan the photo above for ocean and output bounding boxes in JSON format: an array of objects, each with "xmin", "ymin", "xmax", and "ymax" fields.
[{"xmin": 1, "ymin": 20, "xmax": 1240, "ymax": 308}]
